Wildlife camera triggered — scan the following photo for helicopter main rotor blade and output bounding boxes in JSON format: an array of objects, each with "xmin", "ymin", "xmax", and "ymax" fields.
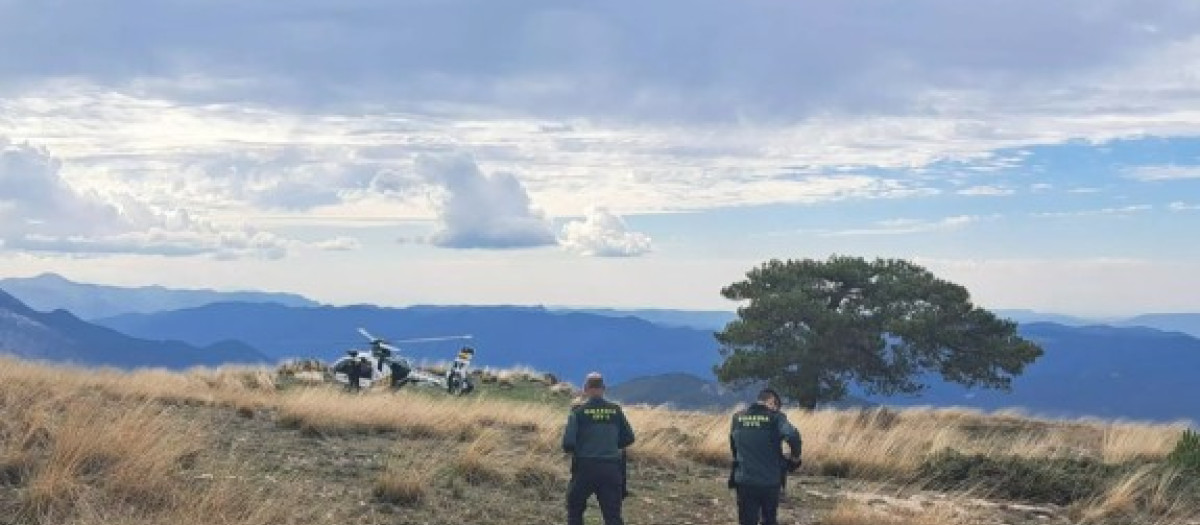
[
  {"xmin": 357, "ymin": 327, "xmax": 379, "ymax": 342},
  {"xmin": 391, "ymin": 335, "xmax": 474, "ymax": 344}
]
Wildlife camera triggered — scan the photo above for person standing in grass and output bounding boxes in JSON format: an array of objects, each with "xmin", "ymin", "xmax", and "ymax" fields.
[
  {"xmin": 562, "ymin": 372, "xmax": 635, "ymax": 525},
  {"xmin": 728, "ymin": 388, "xmax": 802, "ymax": 525}
]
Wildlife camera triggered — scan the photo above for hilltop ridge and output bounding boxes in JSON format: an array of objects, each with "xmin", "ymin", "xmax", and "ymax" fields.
[
  {"xmin": 0, "ymin": 272, "xmax": 319, "ymax": 320},
  {"xmin": 2, "ymin": 356, "xmax": 1197, "ymax": 525},
  {"xmin": 0, "ymin": 289, "xmax": 270, "ymax": 368}
]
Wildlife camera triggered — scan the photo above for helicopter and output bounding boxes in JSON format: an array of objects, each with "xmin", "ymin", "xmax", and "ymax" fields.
[{"xmin": 329, "ymin": 328, "xmax": 477, "ymax": 395}]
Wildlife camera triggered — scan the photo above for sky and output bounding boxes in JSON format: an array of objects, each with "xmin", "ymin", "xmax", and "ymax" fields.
[{"xmin": 1, "ymin": 0, "xmax": 1199, "ymax": 317}]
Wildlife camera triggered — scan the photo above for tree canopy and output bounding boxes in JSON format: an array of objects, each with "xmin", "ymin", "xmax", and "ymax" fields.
[{"xmin": 714, "ymin": 255, "xmax": 1043, "ymax": 409}]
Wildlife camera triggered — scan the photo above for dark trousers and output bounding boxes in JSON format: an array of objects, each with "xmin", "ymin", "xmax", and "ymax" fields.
[
  {"xmin": 736, "ymin": 484, "xmax": 781, "ymax": 525},
  {"xmin": 566, "ymin": 460, "xmax": 624, "ymax": 525}
]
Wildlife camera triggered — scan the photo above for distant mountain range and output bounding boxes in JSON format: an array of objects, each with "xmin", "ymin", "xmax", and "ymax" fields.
[
  {"xmin": 606, "ymin": 373, "xmax": 878, "ymax": 411},
  {"xmin": 96, "ymin": 301, "xmax": 1200, "ymax": 422},
  {"xmin": 612, "ymin": 323, "xmax": 1200, "ymax": 423},
  {"xmin": 553, "ymin": 308, "xmax": 737, "ymax": 331},
  {"xmin": 874, "ymin": 322, "xmax": 1200, "ymax": 422},
  {"xmin": 4, "ymin": 273, "xmax": 1200, "ymax": 422},
  {"xmin": 0, "ymin": 290, "xmax": 270, "ymax": 369},
  {"xmin": 96, "ymin": 303, "xmax": 721, "ymax": 385},
  {"xmin": 0, "ymin": 273, "xmax": 318, "ymax": 320},
  {"xmin": 606, "ymin": 373, "xmax": 751, "ymax": 409},
  {"xmin": 1116, "ymin": 313, "xmax": 1200, "ymax": 339},
  {"xmin": 555, "ymin": 308, "xmax": 1200, "ymax": 340}
]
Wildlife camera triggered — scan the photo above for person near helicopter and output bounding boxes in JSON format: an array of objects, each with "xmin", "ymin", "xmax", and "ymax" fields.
[
  {"xmin": 446, "ymin": 346, "xmax": 475, "ymax": 394},
  {"xmin": 333, "ymin": 350, "xmax": 372, "ymax": 392},
  {"xmin": 369, "ymin": 342, "xmax": 414, "ymax": 389}
]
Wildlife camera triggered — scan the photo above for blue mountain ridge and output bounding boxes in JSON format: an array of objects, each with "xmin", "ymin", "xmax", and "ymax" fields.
[
  {"xmin": 96, "ymin": 302, "xmax": 720, "ymax": 385},
  {"xmin": 874, "ymin": 322, "xmax": 1200, "ymax": 422},
  {"xmin": 97, "ymin": 302, "xmax": 1200, "ymax": 422},
  {"xmin": 0, "ymin": 272, "xmax": 318, "ymax": 320},
  {"xmin": 0, "ymin": 290, "xmax": 271, "ymax": 369},
  {"xmin": 1116, "ymin": 313, "xmax": 1200, "ymax": 339}
]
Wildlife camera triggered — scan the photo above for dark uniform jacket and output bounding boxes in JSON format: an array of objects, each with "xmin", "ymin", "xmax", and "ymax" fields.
[
  {"xmin": 562, "ymin": 397, "xmax": 635, "ymax": 461},
  {"xmin": 730, "ymin": 402, "xmax": 802, "ymax": 487}
]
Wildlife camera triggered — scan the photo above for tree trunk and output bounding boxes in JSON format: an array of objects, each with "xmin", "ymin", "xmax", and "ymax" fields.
[
  {"xmin": 795, "ymin": 365, "xmax": 820, "ymax": 410},
  {"xmin": 796, "ymin": 389, "xmax": 818, "ymax": 410}
]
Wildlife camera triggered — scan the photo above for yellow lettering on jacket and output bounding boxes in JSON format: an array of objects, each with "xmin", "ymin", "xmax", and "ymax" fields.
[
  {"xmin": 583, "ymin": 407, "xmax": 618, "ymax": 421},
  {"xmin": 736, "ymin": 414, "xmax": 771, "ymax": 428}
]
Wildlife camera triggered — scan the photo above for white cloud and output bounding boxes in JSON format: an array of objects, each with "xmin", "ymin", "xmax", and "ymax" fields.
[
  {"xmin": 4, "ymin": 1, "xmax": 1197, "ymax": 125},
  {"xmin": 560, "ymin": 207, "xmax": 652, "ymax": 257},
  {"xmin": 1169, "ymin": 201, "xmax": 1200, "ymax": 211},
  {"xmin": 0, "ymin": 1, "xmax": 1198, "ymax": 232},
  {"xmin": 0, "ymin": 139, "xmax": 128, "ymax": 238},
  {"xmin": 8, "ymin": 228, "xmax": 292, "ymax": 260},
  {"xmin": 822, "ymin": 215, "xmax": 980, "ymax": 236},
  {"xmin": 0, "ymin": 137, "xmax": 331, "ymax": 259},
  {"xmin": 312, "ymin": 237, "xmax": 362, "ymax": 251},
  {"xmin": 957, "ymin": 185, "xmax": 1015, "ymax": 196},
  {"xmin": 416, "ymin": 153, "xmax": 556, "ymax": 249},
  {"xmin": 1031, "ymin": 204, "xmax": 1152, "ymax": 218},
  {"xmin": 1125, "ymin": 165, "xmax": 1200, "ymax": 181}
]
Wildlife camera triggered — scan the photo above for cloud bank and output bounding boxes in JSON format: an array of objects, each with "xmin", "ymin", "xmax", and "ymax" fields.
[{"xmin": 0, "ymin": 138, "xmax": 338, "ymax": 259}]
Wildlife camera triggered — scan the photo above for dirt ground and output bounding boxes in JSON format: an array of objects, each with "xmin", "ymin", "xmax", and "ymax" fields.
[{"xmin": 186, "ymin": 398, "xmax": 1094, "ymax": 525}]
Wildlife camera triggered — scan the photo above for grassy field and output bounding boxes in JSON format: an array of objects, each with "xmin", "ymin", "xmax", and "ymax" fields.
[{"xmin": 1, "ymin": 356, "xmax": 1198, "ymax": 525}]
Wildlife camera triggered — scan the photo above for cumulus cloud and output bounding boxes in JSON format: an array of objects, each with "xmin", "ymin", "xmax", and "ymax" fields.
[
  {"xmin": 0, "ymin": 139, "xmax": 128, "ymax": 238},
  {"xmin": 559, "ymin": 207, "xmax": 652, "ymax": 257},
  {"xmin": 0, "ymin": 138, "xmax": 329, "ymax": 259},
  {"xmin": 416, "ymin": 153, "xmax": 556, "ymax": 249}
]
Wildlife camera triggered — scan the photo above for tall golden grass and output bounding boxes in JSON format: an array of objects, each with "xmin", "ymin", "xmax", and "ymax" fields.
[
  {"xmin": 0, "ymin": 375, "xmax": 301, "ymax": 524},
  {"xmin": 2, "ymin": 355, "xmax": 1196, "ymax": 524}
]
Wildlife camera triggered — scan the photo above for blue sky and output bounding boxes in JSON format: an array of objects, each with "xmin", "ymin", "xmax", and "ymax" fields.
[{"xmin": 1, "ymin": 0, "xmax": 1198, "ymax": 316}]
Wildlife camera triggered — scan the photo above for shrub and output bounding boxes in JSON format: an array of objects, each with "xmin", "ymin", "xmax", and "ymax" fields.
[
  {"xmin": 373, "ymin": 475, "xmax": 426, "ymax": 507},
  {"xmin": 917, "ymin": 449, "xmax": 1122, "ymax": 505},
  {"xmin": 452, "ymin": 455, "xmax": 506, "ymax": 486},
  {"xmin": 1167, "ymin": 428, "xmax": 1200, "ymax": 472},
  {"xmin": 514, "ymin": 461, "xmax": 560, "ymax": 488}
]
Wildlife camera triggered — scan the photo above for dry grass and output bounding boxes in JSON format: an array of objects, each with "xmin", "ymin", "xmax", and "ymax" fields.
[
  {"xmin": 3, "ymin": 355, "xmax": 1197, "ymax": 524},
  {"xmin": 0, "ymin": 363, "xmax": 301, "ymax": 525},
  {"xmin": 1071, "ymin": 465, "xmax": 1198, "ymax": 524},
  {"xmin": 819, "ymin": 498, "xmax": 978, "ymax": 525},
  {"xmin": 273, "ymin": 386, "xmax": 560, "ymax": 442},
  {"xmin": 374, "ymin": 466, "xmax": 429, "ymax": 507},
  {"xmin": 781, "ymin": 406, "xmax": 1191, "ymax": 481}
]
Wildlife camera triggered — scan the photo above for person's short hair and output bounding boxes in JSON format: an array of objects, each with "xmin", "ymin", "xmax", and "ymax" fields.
[
  {"xmin": 584, "ymin": 372, "xmax": 605, "ymax": 390},
  {"xmin": 757, "ymin": 388, "xmax": 781, "ymax": 405}
]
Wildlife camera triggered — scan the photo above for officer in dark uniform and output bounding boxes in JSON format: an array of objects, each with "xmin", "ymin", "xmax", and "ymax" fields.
[
  {"xmin": 729, "ymin": 389, "xmax": 802, "ymax": 525},
  {"xmin": 562, "ymin": 372, "xmax": 635, "ymax": 525},
  {"xmin": 337, "ymin": 350, "xmax": 364, "ymax": 392},
  {"xmin": 387, "ymin": 357, "xmax": 412, "ymax": 389}
]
